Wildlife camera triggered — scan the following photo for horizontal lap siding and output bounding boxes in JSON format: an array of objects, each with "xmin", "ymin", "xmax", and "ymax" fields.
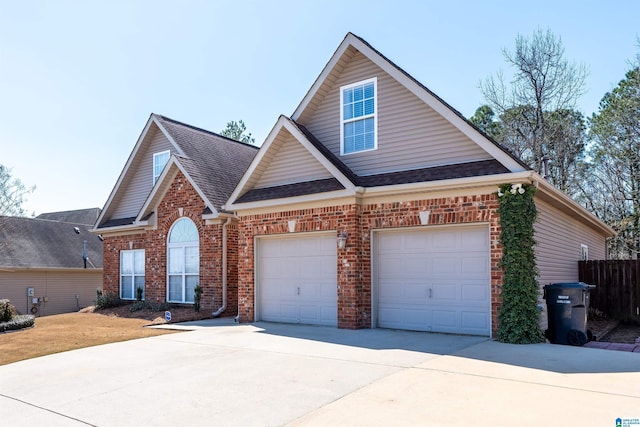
[
  {"xmin": 534, "ymin": 198, "xmax": 606, "ymax": 287},
  {"xmin": 301, "ymin": 51, "xmax": 491, "ymax": 176},
  {"xmin": 0, "ymin": 270, "xmax": 102, "ymax": 316},
  {"xmin": 254, "ymin": 133, "xmax": 332, "ymax": 188},
  {"xmin": 112, "ymin": 127, "xmax": 173, "ymax": 219}
]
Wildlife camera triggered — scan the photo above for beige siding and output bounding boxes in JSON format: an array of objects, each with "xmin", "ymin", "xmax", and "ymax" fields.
[
  {"xmin": 535, "ymin": 198, "xmax": 606, "ymax": 286},
  {"xmin": 111, "ymin": 127, "xmax": 173, "ymax": 219},
  {"xmin": 534, "ymin": 198, "xmax": 607, "ymax": 329},
  {"xmin": 0, "ymin": 270, "xmax": 102, "ymax": 316},
  {"xmin": 254, "ymin": 133, "xmax": 332, "ymax": 188},
  {"xmin": 300, "ymin": 49, "xmax": 492, "ymax": 176}
]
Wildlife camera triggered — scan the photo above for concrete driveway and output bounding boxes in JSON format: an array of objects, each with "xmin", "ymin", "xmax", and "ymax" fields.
[{"xmin": 1, "ymin": 320, "xmax": 639, "ymax": 426}]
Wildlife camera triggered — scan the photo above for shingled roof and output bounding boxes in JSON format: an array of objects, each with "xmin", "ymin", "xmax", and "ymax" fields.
[
  {"xmin": 0, "ymin": 215, "xmax": 103, "ymax": 269},
  {"xmin": 155, "ymin": 115, "xmax": 259, "ymax": 211},
  {"xmin": 36, "ymin": 208, "xmax": 101, "ymax": 226}
]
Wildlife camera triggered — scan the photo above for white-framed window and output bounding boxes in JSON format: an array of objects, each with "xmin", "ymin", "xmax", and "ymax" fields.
[
  {"xmin": 153, "ymin": 150, "xmax": 170, "ymax": 184},
  {"xmin": 167, "ymin": 218, "xmax": 199, "ymax": 303},
  {"xmin": 340, "ymin": 77, "xmax": 377, "ymax": 155},
  {"xmin": 581, "ymin": 244, "xmax": 589, "ymax": 261},
  {"xmin": 120, "ymin": 249, "xmax": 145, "ymax": 300}
]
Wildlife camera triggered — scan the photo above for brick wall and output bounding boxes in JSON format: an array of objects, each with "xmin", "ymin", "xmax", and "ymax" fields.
[
  {"xmin": 101, "ymin": 171, "xmax": 237, "ymax": 316},
  {"xmin": 238, "ymin": 193, "xmax": 502, "ymax": 335}
]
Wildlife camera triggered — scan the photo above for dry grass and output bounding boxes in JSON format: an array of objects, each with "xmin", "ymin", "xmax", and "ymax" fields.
[{"xmin": 0, "ymin": 312, "xmax": 179, "ymax": 366}]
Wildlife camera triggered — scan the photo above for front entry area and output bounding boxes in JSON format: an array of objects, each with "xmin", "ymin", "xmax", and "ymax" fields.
[
  {"xmin": 373, "ymin": 225, "xmax": 491, "ymax": 336},
  {"xmin": 256, "ymin": 233, "xmax": 338, "ymax": 326}
]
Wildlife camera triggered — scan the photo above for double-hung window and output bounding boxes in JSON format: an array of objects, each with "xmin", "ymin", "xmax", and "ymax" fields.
[
  {"xmin": 153, "ymin": 150, "xmax": 170, "ymax": 184},
  {"xmin": 167, "ymin": 218, "xmax": 199, "ymax": 303},
  {"xmin": 340, "ymin": 77, "xmax": 377, "ymax": 155},
  {"xmin": 120, "ymin": 249, "xmax": 145, "ymax": 300}
]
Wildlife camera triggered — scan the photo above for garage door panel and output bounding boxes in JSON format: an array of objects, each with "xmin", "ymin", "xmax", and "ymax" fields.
[
  {"xmin": 376, "ymin": 226, "xmax": 490, "ymax": 336},
  {"xmin": 461, "ymin": 311, "xmax": 489, "ymax": 332},
  {"xmin": 258, "ymin": 234, "xmax": 337, "ymax": 326},
  {"xmin": 462, "ymin": 283, "xmax": 489, "ymax": 303}
]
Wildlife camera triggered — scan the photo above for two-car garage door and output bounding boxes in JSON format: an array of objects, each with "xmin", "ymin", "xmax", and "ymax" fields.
[
  {"xmin": 256, "ymin": 226, "xmax": 491, "ymax": 335},
  {"xmin": 374, "ymin": 226, "xmax": 491, "ymax": 336}
]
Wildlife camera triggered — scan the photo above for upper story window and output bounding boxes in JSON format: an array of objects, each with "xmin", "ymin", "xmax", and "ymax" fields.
[
  {"xmin": 153, "ymin": 150, "xmax": 170, "ymax": 184},
  {"xmin": 340, "ymin": 77, "xmax": 377, "ymax": 155}
]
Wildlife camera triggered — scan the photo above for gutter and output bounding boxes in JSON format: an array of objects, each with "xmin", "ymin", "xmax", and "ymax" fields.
[{"xmin": 212, "ymin": 217, "xmax": 229, "ymax": 317}]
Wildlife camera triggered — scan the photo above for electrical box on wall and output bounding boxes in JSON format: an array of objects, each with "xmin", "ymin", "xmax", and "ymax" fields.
[{"xmin": 27, "ymin": 287, "xmax": 35, "ymax": 297}]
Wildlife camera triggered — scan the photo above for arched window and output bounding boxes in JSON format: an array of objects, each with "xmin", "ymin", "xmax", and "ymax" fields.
[{"xmin": 167, "ymin": 218, "xmax": 199, "ymax": 303}]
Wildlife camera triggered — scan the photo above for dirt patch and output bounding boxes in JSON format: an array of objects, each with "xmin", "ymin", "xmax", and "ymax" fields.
[{"xmin": 600, "ymin": 324, "xmax": 640, "ymax": 344}]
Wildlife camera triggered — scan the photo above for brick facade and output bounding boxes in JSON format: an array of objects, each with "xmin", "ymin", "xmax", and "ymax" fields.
[
  {"xmin": 238, "ymin": 193, "xmax": 503, "ymax": 335},
  {"xmin": 102, "ymin": 171, "xmax": 237, "ymax": 316}
]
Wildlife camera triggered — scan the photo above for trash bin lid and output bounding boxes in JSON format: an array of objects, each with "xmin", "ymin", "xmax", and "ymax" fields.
[{"xmin": 544, "ymin": 282, "xmax": 595, "ymax": 289}]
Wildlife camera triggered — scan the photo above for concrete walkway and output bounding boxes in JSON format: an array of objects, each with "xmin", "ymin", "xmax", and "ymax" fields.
[{"xmin": 1, "ymin": 321, "xmax": 639, "ymax": 426}]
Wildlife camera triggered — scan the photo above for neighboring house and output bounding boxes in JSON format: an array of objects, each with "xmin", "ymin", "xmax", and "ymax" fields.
[
  {"xmin": 0, "ymin": 208, "xmax": 103, "ymax": 316},
  {"xmin": 93, "ymin": 115, "xmax": 258, "ymax": 316},
  {"xmin": 225, "ymin": 33, "xmax": 614, "ymax": 336}
]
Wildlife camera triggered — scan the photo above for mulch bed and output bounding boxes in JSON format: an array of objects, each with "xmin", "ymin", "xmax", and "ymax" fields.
[{"xmin": 80, "ymin": 303, "xmax": 214, "ymax": 325}]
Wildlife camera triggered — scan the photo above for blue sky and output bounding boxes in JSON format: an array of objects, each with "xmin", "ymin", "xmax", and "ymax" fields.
[{"xmin": 1, "ymin": 0, "xmax": 638, "ymax": 216}]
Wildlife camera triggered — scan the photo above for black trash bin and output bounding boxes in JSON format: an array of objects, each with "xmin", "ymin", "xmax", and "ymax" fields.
[{"xmin": 543, "ymin": 282, "xmax": 595, "ymax": 346}]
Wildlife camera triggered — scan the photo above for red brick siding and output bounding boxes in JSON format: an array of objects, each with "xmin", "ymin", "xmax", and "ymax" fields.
[
  {"xmin": 238, "ymin": 193, "xmax": 502, "ymax": 335},
  {"xmin": 101, "ymin": 171, "xmax": 237, "ymax": 316}
]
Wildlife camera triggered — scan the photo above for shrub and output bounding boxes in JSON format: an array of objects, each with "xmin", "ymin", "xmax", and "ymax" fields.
[
  {"xmin": 95, "ymin": 292, "xmax": 123, "ymax": 310},
  {"xmin": 0, "ymin": 314, "xmax": 35, "ymax": 332},
  {"xmin": 0, "ymin": 299, "xmax": 16, "ymax": 322},
  {"xmin": 194, "ymin": 286, "xmax": 203, "ymax": 312},
  {"xmin": 128, "ymin": 300, "xmax": 173, "ymax": 312},
  {"xmin": 136, "ymin": 287, "xmax": 143, "ymax": 301}
]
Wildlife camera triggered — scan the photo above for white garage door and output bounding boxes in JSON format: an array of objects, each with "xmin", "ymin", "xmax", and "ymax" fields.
[
  {"xmin": 375, "ymin": 226, "xmax": 491, "ymax": 336},
  {"xmin": 257, "ymin": 233, "xmax": 337, "ymax": 326}
]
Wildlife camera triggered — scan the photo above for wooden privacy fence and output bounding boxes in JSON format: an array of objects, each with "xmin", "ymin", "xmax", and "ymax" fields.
[{"xmin": 578, "ymin": 260, "xmax": 640, "ymax": 324}]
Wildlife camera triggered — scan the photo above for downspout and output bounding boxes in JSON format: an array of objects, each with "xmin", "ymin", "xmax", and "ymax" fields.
[{"xmin": 212, "ymin": 218, "xmax": 229, "ymax": 317}]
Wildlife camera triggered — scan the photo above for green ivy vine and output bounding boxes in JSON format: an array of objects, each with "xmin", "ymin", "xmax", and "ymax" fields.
[{"xmin": 497, "ymin": 183, "xmax": 545, "ymax": 344}]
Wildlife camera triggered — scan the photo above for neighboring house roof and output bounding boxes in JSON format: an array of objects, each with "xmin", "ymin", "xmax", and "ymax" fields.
[
  {"xmin": 36, "ymin": 208, "xmax": 102, "ymax": 226},
  {"xmin": 0, "ymin": 215, "xmax": 103, "ymax": 270},
  {"xmin": 95, "ymin": 114, "xmax": 258, "ymax": 231}
]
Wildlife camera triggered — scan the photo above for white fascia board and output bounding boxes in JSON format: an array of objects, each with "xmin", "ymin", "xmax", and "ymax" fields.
[
  {"xmin": 534, "ymin": 176, "xmax": 615, "ymax": 237},
  {"xmin": 0, "ymin": 266, "xmax": 104, "ymax": 273},
  {"xmin": 292, "ymin": 34, "xmax": 353, "ymax": 119},
  {"xmin": 361, "ymin": 172, "xmax": 535, "ymax": 198},
  {"xmin": 90, "ymin": 221, "xmax": 150, "ymax": 235},
  {"xmin": 345, "ymin": 38, "xmax": 526, "ymax": 173},
  {"xmin": 226, "ymin": 116, "xmax": 290, "ymax": 206},
  {"xmin": 137, "ymin": 156, "xmax": 218, "ymax": 221},
  {"xmin": 282, "ymin": 119, "xmax": 355, "ymax": 190},
  {"xmin": 290, "ymin": 33, "xmax": 525, "ymax": 173},
  {"xmin": 94, "ymin": 114, "xmax": 185, "ymax": 230},
  {"xmin": 225, "ymin": 116, "xmax": 355, "ymax": 208},
  {"xmin": 228, "ymin": 188, "xmax": 356, "ymax": 212}
]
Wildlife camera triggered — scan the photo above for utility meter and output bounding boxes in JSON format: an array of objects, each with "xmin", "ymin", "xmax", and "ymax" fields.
[{"xmin": 27, "ymin": 287, "xmax": 35, "ymax": 297}]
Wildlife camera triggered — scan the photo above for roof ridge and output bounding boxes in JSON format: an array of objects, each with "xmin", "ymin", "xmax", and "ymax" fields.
[{"xmin": 155, "ymin": 114, "xmax": 259, "ymax": 150}]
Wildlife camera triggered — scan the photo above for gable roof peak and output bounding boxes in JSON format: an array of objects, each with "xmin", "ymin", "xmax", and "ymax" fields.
[{"xmin": 153, "ymin": 114, "xmax": 259, "ymax": 150}]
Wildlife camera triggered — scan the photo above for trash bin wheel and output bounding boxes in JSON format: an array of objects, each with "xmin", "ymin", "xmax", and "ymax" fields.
[{"xmin": 567, "ymin": 329, "xmax": 587, "ymax": 346}]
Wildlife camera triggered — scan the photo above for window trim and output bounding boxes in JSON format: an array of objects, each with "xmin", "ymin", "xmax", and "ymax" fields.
[
  {"xmin": 153, "ymin": 150, "xmax": 171, "ymax": 185},
  {"xmin": 166, "ymin": 218, "xmax": 200, "ymax": 304},
  {"xmin": 339, "ymin": 77, "xmax": 378, "ymax": 156},
  {"xmin": 580, "ymin": 244, "xmax": 589, "ymax": 261},
  {"xmin": 120, "ymin": 249, "xmax": 145, "ymax": 300}
]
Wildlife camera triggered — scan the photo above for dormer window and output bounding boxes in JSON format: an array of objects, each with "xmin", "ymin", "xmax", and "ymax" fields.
[
  {"xmin": 340, "ymin": 77, "xmax": 377, "ymax": 155},
  {"xmin": 153, "ymin": 150, "xmax": 170, "ymax": 184}
]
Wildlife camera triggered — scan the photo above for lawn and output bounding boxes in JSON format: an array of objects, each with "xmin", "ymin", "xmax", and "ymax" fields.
[{"xmin": 0, "ymin": 313, "xmax": 179, "ymax": 366}]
